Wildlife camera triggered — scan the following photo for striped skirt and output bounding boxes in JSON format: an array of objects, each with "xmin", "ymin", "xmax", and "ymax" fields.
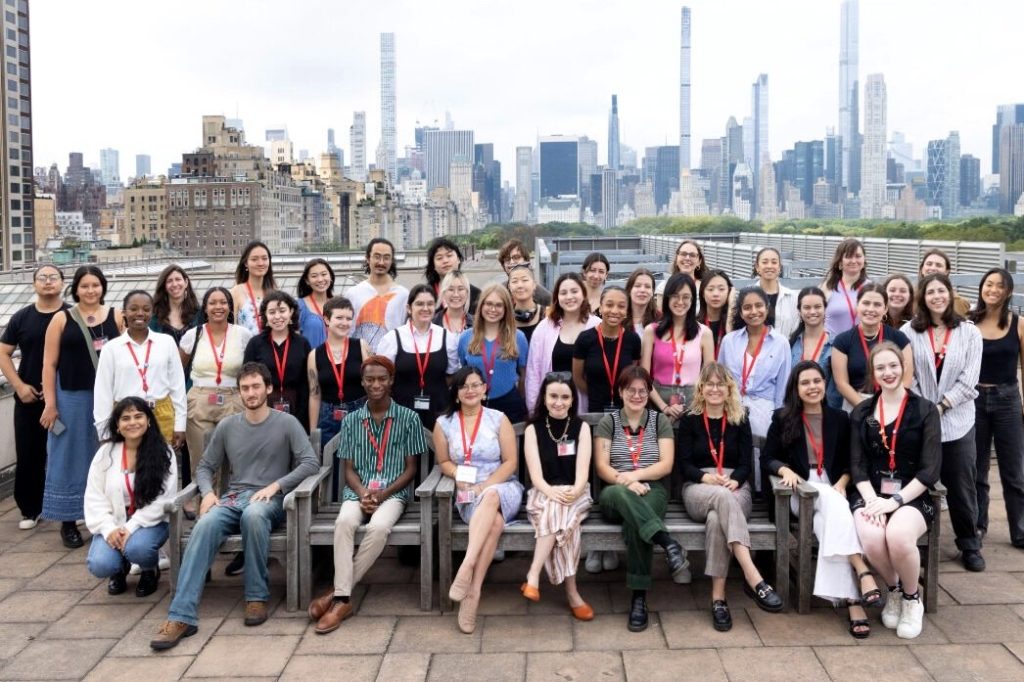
[
  {"xmin": 526, "ymin": 484, "xmax": 592, "ymax": 585},
  {"xmin": 42, "ymin": 384, "xmax": 97, "ymax": 521}
]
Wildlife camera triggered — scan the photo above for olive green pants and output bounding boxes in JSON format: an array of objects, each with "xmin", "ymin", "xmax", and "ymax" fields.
[{"xmin": 598, "ymin": 482, "xmax": 669, "ymax": 590}]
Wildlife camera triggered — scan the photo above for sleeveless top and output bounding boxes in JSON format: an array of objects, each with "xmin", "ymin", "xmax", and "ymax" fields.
[
  {"xmin": 393, "ymin": 328, "xmax": 450, "ymax": 427},
  {"xmin": 58, "ymin": 307, "xmax": 119, "ymax": 390},
  {"xmin": 314, "ymin": 340, "xmax": 367, "ymax": 405},
  {"xmin": 551, "ymin": 337, "xmax": 574, "ymax": 373},
  {"xmin": 536, "ymin": 415, "xmax": 583, "ymax": 486},
  {"xmin": 236, "ymin": 294, "xmax": 263, "ymax": 336},
  {"xmin": 650, "ymin": 323, "xmax": 706, "ymax": 386},
  {"xmin": 979, "ymin": 313, "xmax": 1020, "ymax": 385}
]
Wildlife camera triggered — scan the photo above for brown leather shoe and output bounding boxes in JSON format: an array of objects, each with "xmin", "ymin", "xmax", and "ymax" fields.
[
  {"xmin": 314, "ymin": 600, "xmax": 353, "ymax": 634},
  {"xmin": 244, "ymin": 601, "xmax": 268, "ymax": 626},
  {"xmin": 149, "ymin": 620, "xmax": 198, "ymax": 650},
  {"xmin": 307, "ymin": 588, "xmax": 335, "ymax": 622}
]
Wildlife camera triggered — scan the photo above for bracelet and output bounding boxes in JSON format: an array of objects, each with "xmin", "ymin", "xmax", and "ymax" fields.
[{"xmin": 891, "ymin": 493, "xmax": 904, "ymax": 507}]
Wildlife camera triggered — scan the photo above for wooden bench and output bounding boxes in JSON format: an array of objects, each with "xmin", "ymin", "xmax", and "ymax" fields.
[
  {"xmin": 435, "ymin": 415, "xmax": 791, "ymax": 613},
  {"xmin": 292, "ymin": 428, "xmax": 439, "ymax": 612},
  {"xmin": 784, "ymin": 478, "xmax": 947, "ymax": 614},
  {"xmin": 164, "ymin": 429, "xmax": 323, "ymax": 612}
]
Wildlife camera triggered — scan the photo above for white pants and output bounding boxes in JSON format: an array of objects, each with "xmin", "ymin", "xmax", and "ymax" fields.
[
  {"xmin": 743, "ymin": 395, "xmax": 774, "ymax": 491},
  {"xmin": 790, "ymin": 471, "xmax": 862, "ymax": 602}
]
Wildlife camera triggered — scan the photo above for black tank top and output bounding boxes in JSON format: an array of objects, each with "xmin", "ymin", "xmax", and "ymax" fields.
[
  {"xmin": 314, "ymin": 340, "xmax": 366, "ymax": 404},
  {"xmin": 979, "ymin": 314, "xmax": 1020, "ymax": 385},
  {"xmin": 58, "ymin": 307, "xmax": 120, "ymax": 390},
  {"xmin": 393, "ymin": 327, "xmax": 450, "ymax": 428}
]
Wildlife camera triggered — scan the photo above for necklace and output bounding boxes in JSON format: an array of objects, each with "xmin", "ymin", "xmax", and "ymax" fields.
[{"xmin": 545, "ymin": 416, "xmax": 571, "ymax": 443}]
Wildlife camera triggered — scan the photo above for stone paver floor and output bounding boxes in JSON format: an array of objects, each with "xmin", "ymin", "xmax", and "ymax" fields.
[{"xmin": 1, "ymin": 480, "xmax": 1023, "ymax": 681}]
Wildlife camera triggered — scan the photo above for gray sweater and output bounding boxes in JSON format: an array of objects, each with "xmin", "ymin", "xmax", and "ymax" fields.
[{"xmin": 197, "ymin": 410, "xmax": 319, "ymax": 496}]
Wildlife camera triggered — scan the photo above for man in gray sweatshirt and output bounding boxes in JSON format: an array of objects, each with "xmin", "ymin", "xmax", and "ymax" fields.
[{"xmin": 151, "ymin": 362, "xmax": 318, "ymax": 650}]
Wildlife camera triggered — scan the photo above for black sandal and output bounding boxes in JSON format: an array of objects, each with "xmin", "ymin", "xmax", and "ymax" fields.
[
  {"xmin": 858, "ymin": 571, "xmax": 882, "ymax": 608},
  {"xmin": 846, "ymin": 600, "xmax": 871, "ymax": 639}
]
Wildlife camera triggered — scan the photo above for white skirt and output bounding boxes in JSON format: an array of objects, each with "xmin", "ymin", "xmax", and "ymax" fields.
[{"xmin": 789, "ymin": 470, "xmax": 862, "ymax": 602}]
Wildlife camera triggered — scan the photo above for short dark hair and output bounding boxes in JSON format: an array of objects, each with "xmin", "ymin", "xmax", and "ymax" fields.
[
  {"xmin": 68, "ymin": 265, "xmax": 108, "ymax": 304},
  {"xmin": 323, "ymin": 296, "xmax": 353, "ymax": 320},
  {"xmin": 498, "ymin": 239, "xmax": 531, "ymax": 264},
  {"xmin": 446, "ymin": 366, "xmax": 487, "ymax": 416},
  {"xmin": 425, "ymin": 237, "xmax": 464, "ymax": 286},
  {"xmin": 238, "ymin": 361, "xmax": 272, "ymax": 386},
  {"xmin": 122, "ymin": 289, "xmax": 153, "ymax": 310},
  {"xmin": 616, "ymin": 365, "xmax": 653, "ymax": 392},
  {"xmin": 258, "ymin": 290, "xmax": 299, "ymax": 334},
  {"xmin": 919, "ymin": 248, "xmax": 951, "ymax": 275}
]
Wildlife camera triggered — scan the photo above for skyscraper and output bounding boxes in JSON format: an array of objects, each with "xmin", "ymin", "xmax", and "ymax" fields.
[
  {"xmin": 514, "ymin": 146, "xmax": 532, "ymax": 222},
  {"xmin": 860, "ymin": 74, "xmax": 887, "ymax": 219},
  {"xmin": 135, "ymin": 154, "xmax": 151, "ymax": 178},
  {"xmin": 992, "ymin": 104, "xmax": 1024, "ymax": 174},
  {"xmin": 926, "ymin": 132, "xmax": 960, "ymax": 219},
  {"xmin": 679, "ymin": 6, "xmax": 692, "ymax": 172},
  {"xmin": 539, "ymin": 136, "xmax": 580, "ymax": 199},
  {"xmin": 960, "ymin": 155, "xmax": 981, "ymax": 207},
  {"xmin": 601, "ymin": 167, "xmax": 618, "ymax": 228},
  {"xmin": 791, "ymin": 141, "xmax": 825, "ymax": 205},
  {"xmin": 100, "ymin": 148, "xmax": 120, "ymax": 187},
  {"xmin": 378, "ymin": 33, "xmax": 397, "ymax": 183},
  {"xmin": 350, "ymin": 111, "xmax": 367, "ymax": 181},
  {"xmin": 653, "ymin": 146, "xmax": 680, "ymax": 213},
  {"xmin": 1, "ymin": 0, "xmax": 31, "ymax": 269},
  {"xmin": 608, "ymin": 95, "xmax": 620, "ymax": 171},
  {"xmin": 839, "ymin": 0, "xmax": 860, "ymax": 194},
  {"xmin": 424, "ymin": 129, "xmax": 474, "ymax": 191},
  {"xmin": 999, "ymin": 124, "xmax": 1024, "ymax": 214},
  {"xmin": 751, "ymin": 74, "xmax": 769, "ymax": 206}
]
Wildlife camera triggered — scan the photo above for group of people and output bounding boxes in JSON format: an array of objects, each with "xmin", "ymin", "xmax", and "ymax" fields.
[{"xmin": 1, "ymin": 234, "xmax": 1021, "ymax": 647}]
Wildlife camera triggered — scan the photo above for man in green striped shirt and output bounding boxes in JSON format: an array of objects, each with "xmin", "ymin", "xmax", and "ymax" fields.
[{"xmin": 307, "ymin": 355, "xmax": 426, "ymax": 634}]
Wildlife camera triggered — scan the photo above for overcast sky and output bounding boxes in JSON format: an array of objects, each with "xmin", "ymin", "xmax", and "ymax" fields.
[{"xmin": 31, "ymin": 0, "xmax": 1024, "ymax": 185}]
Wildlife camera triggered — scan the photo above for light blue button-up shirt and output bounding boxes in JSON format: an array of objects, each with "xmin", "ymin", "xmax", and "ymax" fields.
[{"xmin": 718, "ymin": 327, "xmax": 791, "ymax": 408}]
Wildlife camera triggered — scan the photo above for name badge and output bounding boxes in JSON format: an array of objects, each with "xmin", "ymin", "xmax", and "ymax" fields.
[
  {"xmin": 93, "ymin": 337, "xmax": 107, "ymax": 352},
  {"xmin": 456, "ymin": 488, "xmax": 476, "ymax": 505},
  {"xmin": 456, "ymin": 465, "xmax": 477, "ymax": 484},
  {"xmin": 367, "ymin": 477, "xmax": 384, "ymax": 492},
  {"xmin": 413, "ymin": 394, "xmax": 430, "ymax": 411},
  {"xmin": 669, "ymin": 392, "xmax": 685, "ymax": 407},
  {"xmin": 273, "ymin": 401, "xmax": 291, "ymax": 413},
  {"xmin": 333, "ymin": 408, "xmax": 347, "ymax": 422},
  {"xmin": 557, "ymin": 440, "xmax": 576, "ymax": 457},
  {"xmin": 207, "ymin": 393, "xmax": 225, "ymax": 406},
  {"xmin": 881, "ymin": 476, "xmax": 902, "ymax": 495}
]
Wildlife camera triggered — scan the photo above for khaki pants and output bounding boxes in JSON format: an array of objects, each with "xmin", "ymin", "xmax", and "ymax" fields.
[
  {"xmin": 682, "ymin": 468, "xmax": 753, "ymax": 578},
  {"xmin": 185, "ymin": 386, "xmax": 242, "ymax": 479},
  {"xmin": 333, "ymin": 497, "xmax": 406, "ymax": 597}
]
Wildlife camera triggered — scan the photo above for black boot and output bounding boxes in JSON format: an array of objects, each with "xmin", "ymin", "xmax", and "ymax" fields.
[
  {"xmin": 108, "ymin": 557, "xmax": 129, "ymax": 595},
  {"xmin": 225, "ymin": 551, "xmax": 245, "ymax": 576},
  {"xmin": 136, "ymin": 567, "xmax": 161, "ymax": 597},
  {"xmin": 628, "ymin": 592, "xmax": 649, "ymax": 632},
  {"xmin": 60, "ymin": 521, "xmax": 83, "ymax": 549}
]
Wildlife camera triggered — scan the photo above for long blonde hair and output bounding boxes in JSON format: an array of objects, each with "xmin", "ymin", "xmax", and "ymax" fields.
[
  {"xmin": 689, "ymin": 362, "xmax": 745, "ymax": 425},
  {"xmin": 467, "ymin": 284, "xmax": 520, "ymax": 359}
]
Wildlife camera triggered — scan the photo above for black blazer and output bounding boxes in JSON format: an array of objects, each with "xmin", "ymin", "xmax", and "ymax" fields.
[
  {"xmin": 677, "ymin": 412, "xmax": 753, "ymax": 486},
  {"xmin": 761, "ymin": 405, "xmax": 851, "ymax": 485}
]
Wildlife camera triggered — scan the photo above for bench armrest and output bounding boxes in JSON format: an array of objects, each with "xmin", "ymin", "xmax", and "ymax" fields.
[
  {"xmin": 415, "ymin": 467, "xmax": 444, "ymax": 499},
  {"xmin": 768, "ymin": 475, "xmax": 793, "ymax": 497},
  {"xmin": 930, "ymin": 482, "xmax": 947, "ymax": 500},
  {"xmin": 434, "ymin": 471, "xmax": 455, "ymax": 498},
  {"xmin": 165, "ymin": 482, "xmax": 198, "ymax": 513},
  {"xmin": 284, "ymin": 468, "xmax": 328, "ymax": 512},
  {"xmin": 794, "ymin": 481, "xmax": 819, "ymax": 499}
]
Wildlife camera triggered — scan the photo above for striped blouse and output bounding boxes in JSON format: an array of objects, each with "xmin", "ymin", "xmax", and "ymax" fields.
[
  {"xmin": 338, "ymin": 399, "xmax": 428, "ymax": 502},
  {"xmin": 595, "ymin": 408, "xmax": 674, "ymax": 473}
]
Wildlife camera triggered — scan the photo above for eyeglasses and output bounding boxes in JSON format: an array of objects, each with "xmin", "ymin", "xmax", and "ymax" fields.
[
  {"xmin": 703, "ymin": 382, "xmax": 726, "ymax": 390},
  {"xmin": 669, "ymin": 294, "xmax": 693, "ymax": 304},
  {"xmin": 545, "ymin": 371, "xmax": 572, "ymax": 381},
  {"xmin": 35, "ymin": 274, "xmax": 61, "ymax": 283},
  {"xmin": 370, "ymin": 253, "xmax": 392, "ymax": 262},
  {"xmin": 623, "ymin": 388, "xmax": 649, "ymax": 398},
  {"xmin": 460, "ymin": 382, "xmax": 487, "ymax": 391},
  {"xmin": 481, "ymin": 301, "xmax": 504, "ymax": 310},
  {"xmin": 678, "ymin": 251, "xmax": 700, "ymax": 259},
  {"xmin": 503, "ymin": 255, "xmax": 527, "ymax": 266}
]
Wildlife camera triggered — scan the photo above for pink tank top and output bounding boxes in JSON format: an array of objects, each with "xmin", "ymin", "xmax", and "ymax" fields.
[{"xmin": 650, "ymin": 323, "xmax": 706, "ymax": 386}]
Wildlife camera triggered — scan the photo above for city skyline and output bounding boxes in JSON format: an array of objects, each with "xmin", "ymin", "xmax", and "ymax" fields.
[{"xmin": 31, "ymin": 0, "xmax": 1024, "ymax": 187}]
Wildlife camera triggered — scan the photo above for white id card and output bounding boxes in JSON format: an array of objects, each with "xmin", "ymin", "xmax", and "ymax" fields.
[
  {"xmin": 881, "ymin": 477, "xmax": 902, "ymax": 495},
  {"xmin": 456, "ymin": 488, "xmax": 476, "ymax": 504},
  {"xmin": 557, "ymin": 440, "xmax": 576, "ymax": 457},
  {"xmin": 413, "ymin": 394, "xmax": 430, "ymax": 410},
  {"xmin": 456, "ymin": 465, "xmax": 477, "ymax": 484}
]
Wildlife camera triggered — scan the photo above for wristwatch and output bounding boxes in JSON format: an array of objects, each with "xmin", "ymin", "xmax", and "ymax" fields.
[{"xmin": 891, "ymin": 493, "xmax": 904, "ymax": 507}]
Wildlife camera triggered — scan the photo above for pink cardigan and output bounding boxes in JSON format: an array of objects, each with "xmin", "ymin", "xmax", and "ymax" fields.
[{"xmin": 525, "ymin": 315, "xmax": 602, "ymax": 414}]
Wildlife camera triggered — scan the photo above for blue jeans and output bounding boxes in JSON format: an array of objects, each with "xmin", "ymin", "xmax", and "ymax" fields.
[
  {"xmin": 87, "ymin": 522, "xmax": 169, "ymax": 576},
  {"xmin": 168, "ymin": 490, "xmax": 284, "ymax": 626}
]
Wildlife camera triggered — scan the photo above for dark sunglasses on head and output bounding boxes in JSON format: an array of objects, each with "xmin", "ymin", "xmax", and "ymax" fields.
[{"xmin": 545, "ymin": 371, "xmax": 572, "ymax": 382}]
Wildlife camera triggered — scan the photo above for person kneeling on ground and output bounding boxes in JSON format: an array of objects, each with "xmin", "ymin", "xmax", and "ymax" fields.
[
  {"xmin": 85, "ymin": 397, "xmax": 177, "ymax": 598},
  {"xmin": 307, "ymin": 356, "xmax": 426, "ymax": 633},
  {"xmin": 150, "ymin": 362, "xmax": 318, "ymax": 650}
]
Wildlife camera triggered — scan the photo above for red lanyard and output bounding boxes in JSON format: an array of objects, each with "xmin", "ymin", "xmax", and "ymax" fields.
[
  {"xmin": 703, "ymin": 411, "xmax": 727, "ymax": 475},
  {"xmin": 270, "ymin": 335, "xmax": 291, "ymax": 389},
  {"xmin": 623, "ymin": 425, "xmax": 645, "ymax": 469},
  {"xmin": 741, "ymin": 330, "xmax": 768, "ymax": 395},
  {"xmin": 802, "ymin": 414, "xmax": 825, "ymax": 476},
  {"xmin": 443, "ymin": 312, "xmax": 464, "ymax": 334},
  {"xmin": 206, "ymin": 324, "xmax": 229, "ymax": 385},
  {"xmin": 362, "ymin": 416, "xmax": 393, "ymax": 472},
  {"xmin": 802, "ymin": 332, "xmax": 827, "ymax": 363},
  {"xmin": 121, "ymin": 443, "xmax": 136, "ymax": 516},
  {"xmin": 928, "ymin": 326, "xmax": 952, "ymax": 371},
  {"xmin": 839, "ymin": 280, "xmax": 860, "ymax": 326},
  {"xmin": 878, "ymin": 392, "xmax": 909, "ymax": 472},
  {"xmin": 481, "ymin": 338, "xmax": 498, "ymax": 392},
  {"xmin": 857, "ymin": 325, "xmax": 884, "ymax": 368},
  {"xmin": 670, "ymin": 326, "xmax": 687, "ymax": 386},
  {"xmin": 409, "ymin": 323, "xmax": 433, "ymax": 391},
  {"xmin": 596, "ymin": 327, "xmax": 625, "ymax": 401},
  {"xmin": 459, "ymin": 409, "xmax": 484, "ymax": 464},
  {"xmin": 307, "ymin": 296, "xmax": 327, "ymax": 332},
  {"xmin": 327, "ymin": 339, "xmax": 350, "ymax": 403},
  {"xmin": 125, "ymin": 338, "xmax": 153, "ymax": 393},
  {"xmin": 245, "ymin": 282, "xmax": 263, "ymax": 332}
]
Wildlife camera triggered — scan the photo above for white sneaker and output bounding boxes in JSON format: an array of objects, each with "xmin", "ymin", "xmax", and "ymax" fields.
[
  {"xmin": 881, "ymin": 587, "xmax": 903, "ymax": 629},
  {"xmin": 602, "ymin": 551, "xmax": 620, "ymax": 571},
  {"xmin": 130, "ymin": 549, "xmax": 169, "ymax": 575},
  {"xmin": 18, "ymin": 517, "xmax": 37, "ymax": 530},
  {"xmin": 585, "ymin": 550, "xmax": 603, "ymax": 574},
  {"xmin": 896, "ymin": 594, "xmax": 924, "ymax": 639},
  {"xmin": 129, "ymin": 563, "xmax": 141, "ymax": 576}
]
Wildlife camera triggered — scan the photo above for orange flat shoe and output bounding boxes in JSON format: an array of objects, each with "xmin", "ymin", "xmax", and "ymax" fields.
[
  {"xmin": 570, "ymin": 602, "xmax": 595, "ymax": 621},
  {"xmin": 520, "ymin": 582, "xmax": 540, "ymax": 602}
]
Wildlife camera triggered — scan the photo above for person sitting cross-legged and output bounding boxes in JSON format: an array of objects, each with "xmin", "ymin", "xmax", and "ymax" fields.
[
  {"xmin": 150, "ymin": 362, "xmax": 318, "ymax": 651},
  {"xmin": 307, "ymin": 355, "xmax": 426, "ymax": 633}
]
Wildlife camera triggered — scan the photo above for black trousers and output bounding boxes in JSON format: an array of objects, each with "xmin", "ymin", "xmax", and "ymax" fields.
[
  {"xmin": 941, "ymin": 429, "xmax": 981, "ymax": 551},
  {"xmin": 975, "ymin": 384, "xmax": 1024, "ymax": 546},
  {"xmin": 13, "ymin": 399, "xmax": 47, "ymax": 519}
]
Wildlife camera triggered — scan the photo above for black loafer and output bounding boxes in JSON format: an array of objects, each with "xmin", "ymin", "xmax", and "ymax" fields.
[
  {"xmin": 136, "ymin": 567, "xmax": 161, "ymax": 597},
  {"xmin": 108, "ymin": 570, "xmax": 127, "ymax": 595},
  {"xmin": 663, "ymin": 539, "xmax": 687, "ymax": 576},
  {"xmin": 628, "ymin": 594, "xmax": 649, "ymax": 632},
  {"xmin": 711, "ymin": 599, "xmax": 732, "ymax": 631},
  {"xmin": 744, "ymin": 580, "xmax": 784, "ymax": 613},
  {"xmin": 962, "ymin": 549, "xmax": 986, "ymax": 572},
  {"xmin": 60, "ymin": 523, "xmax": 84, "ymax": 549},
  {"xmin": 225, "ymin": 551, "xmax": 245, "ymax": 576}
]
